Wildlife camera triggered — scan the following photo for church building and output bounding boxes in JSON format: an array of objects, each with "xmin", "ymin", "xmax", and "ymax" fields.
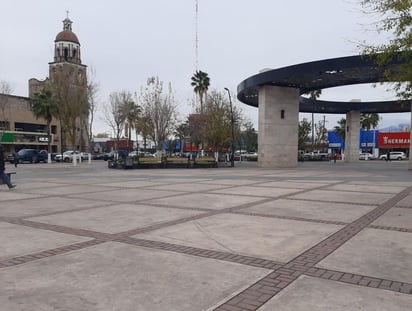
[{"xmin": 0, "ymin": 16, "xmax": 88, "ymax": 155}]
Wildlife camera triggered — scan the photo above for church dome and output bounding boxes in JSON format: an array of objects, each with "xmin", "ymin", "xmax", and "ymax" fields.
[
  {"xmin": 54, "ymin": 18, "xmax": 80, "ymax": 44},
  {"xmin": 52, "ymin": 17, "xmax": 82, "ymax": 64},
  {"xmin": 55, "ymin": 30, "xmax": 79, "ymax": 44}
]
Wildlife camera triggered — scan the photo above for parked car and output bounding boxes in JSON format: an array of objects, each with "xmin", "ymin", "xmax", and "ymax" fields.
[
  {"xmin": 92, "ymin": 153, "xmax": 104, "ymax": 160},
  {"xmin": 103, "ymin": 151, "xmax": 115, "ymax": 161},
  {"xmin": 244, "ymin": 152, "xmax": 258, "ymax": 161},
  {"xmin": 359, "ymin": 153, "xmax": 374, "ymax": 160},
  {"xmin": 379, "ymin": 151, "xmax": 407, "ymax": 161},
  {"xmin": 55, "ymin": 150, "xmax": 85, "ymax": 162},
  {"xmin": 8, "ymin": 149, "xmax": 48, "ymax": 164},
  {"xmin": 103, "ymin": 150, "xmax": 129, "ymax": 161},
  {"xmin": 80, "ymin": 152, "xmax": 91, "ymax": 161}
]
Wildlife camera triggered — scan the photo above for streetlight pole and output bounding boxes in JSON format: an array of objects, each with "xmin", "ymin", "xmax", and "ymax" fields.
[{"xmin": 224, "ymin": 88, "xmax": 235, "ymax": 167}]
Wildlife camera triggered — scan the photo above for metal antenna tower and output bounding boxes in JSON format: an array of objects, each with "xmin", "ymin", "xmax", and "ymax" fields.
[{"xmin": 195, "ymin": 0, "xmax": 198, "ymax": 71}]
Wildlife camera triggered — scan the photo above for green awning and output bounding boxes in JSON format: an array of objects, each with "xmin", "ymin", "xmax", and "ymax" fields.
[{"xmin": 0, "ymin": 132, "xmax": 14, "ymax": 143}]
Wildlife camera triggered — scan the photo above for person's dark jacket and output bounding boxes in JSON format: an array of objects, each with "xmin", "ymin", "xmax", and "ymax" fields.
[{"xmin": 0, "ymin": 150, "xmax": 5, "ymax": 171}]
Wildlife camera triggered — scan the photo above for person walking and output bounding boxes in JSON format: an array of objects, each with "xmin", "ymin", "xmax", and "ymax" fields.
[
  {"xmin": 386, "ymin": 151, "xmax": 391, "ymax": 162},
  {"xmin": 0, "ymin": 145, "xmax": 16, "ymax": 189},
  {"xmin": 13, "ymin": 151, "xmax": 18, "ymax": 167}
]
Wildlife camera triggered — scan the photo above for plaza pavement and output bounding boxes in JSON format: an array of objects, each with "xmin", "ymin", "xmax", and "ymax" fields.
[{"xmin": 0, "ymin": 159, "xmax": 411, "ymax": 310}]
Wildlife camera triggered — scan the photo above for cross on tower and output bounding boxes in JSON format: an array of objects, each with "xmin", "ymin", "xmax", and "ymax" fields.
[{"xmin": 66, "ymin": 10, "xmax": 70, "ymax": 19}]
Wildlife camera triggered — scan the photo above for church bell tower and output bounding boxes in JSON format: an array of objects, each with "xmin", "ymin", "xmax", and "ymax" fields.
[{"xmin": 49, "ymin": 15, "xmax": 88, "ymax": 152}]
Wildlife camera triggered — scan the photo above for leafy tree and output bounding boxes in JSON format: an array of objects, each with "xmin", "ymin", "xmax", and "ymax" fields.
[
  {"xmin": 174, "ymin": 122, "xmax": 188, "ymax": 153},
  {"xmin": 361, "ymin": 113, "xmax": 380, "ymax": 152},
  {"xmin": 241, "ymin": 121, "xmax": 258, "ymax": 152},
  {"xmin": 137, "ymin": 115, "xmax": 153, "ymax": 152},
  {"xmin": 298, "ymin": 118, "xmax": 312, "ymax": 151},
  {"xmin": 139, "ymin": 76, "xmax": 177, "ymax": 153},
  {"xmin": 31, "ymin": 88, "xmax": 59, "ymax": 161},
  {"xmin": 360, "ymin": 0, "xmax": 412, "ymax": 99},
  {"xmin": 202, "ymin": 90, "xmax": 242, "ymax": 153},
  {"xmin": 137, "ymin": 116, "xmax": 153, "ymax": 151},
  {"xmin": 191, "ymin": 70, "xmax": 210, "ymax": 114}
]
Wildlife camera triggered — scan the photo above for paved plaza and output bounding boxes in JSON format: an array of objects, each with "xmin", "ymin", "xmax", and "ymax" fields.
[{"xmin": 0, "ymin": 160, "xmax": 412, "ymax": 310}]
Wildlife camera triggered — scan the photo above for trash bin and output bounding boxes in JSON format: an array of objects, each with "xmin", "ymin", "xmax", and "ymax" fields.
[{"xmin": 124, "ymin": 157, "xmax": 133, "ymax": 169}]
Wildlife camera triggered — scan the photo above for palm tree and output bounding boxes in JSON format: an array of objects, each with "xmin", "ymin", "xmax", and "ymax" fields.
[
  {"xmin": 308, "ymin": 90, "xmax": 322, "ymax": 150},
  {"xmin": 334, "ymin": 118, "xmax": 346, "ymax": 141},
  {"xmin": 125, "ymin": 101, "xmax": 141, "ymax": 151},
  {"xmin": 361, "ymin": 113, "xmax": 380, "ymax": 154},
  {"xmin": 31, "ymin": 88, "xmax": 59, "ymax": 163},
  {"xmin": 174, "ymin": 121, "xmax": 188, "ymax": 153},
  {"xmin": 191, "ymin": 70, "xmax": 210, "ymax": 114}
]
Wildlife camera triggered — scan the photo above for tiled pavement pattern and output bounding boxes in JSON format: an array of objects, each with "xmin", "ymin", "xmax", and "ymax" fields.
[{"xmin": 0, "ymin": 160, "xmax": 412, "ymax": 310}]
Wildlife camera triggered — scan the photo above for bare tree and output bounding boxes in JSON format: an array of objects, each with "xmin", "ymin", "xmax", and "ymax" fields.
[
  {"xmin": 103, "ymin": 90, "xmax": 132, "ymax": 151},
  {"xmin": 314, "ymin": 120, "xmax": 328, "ymax": 151},
  {"xmin": 51, "ymin": 67, "xmax": 88, "ymax": 151},
  {"xmin": 139, "ymin": 77, "xmax": 177, "ymax": 153},
  {"xmin": 84, "ymin": 67, "xmax": 99, "ymax": 153}
]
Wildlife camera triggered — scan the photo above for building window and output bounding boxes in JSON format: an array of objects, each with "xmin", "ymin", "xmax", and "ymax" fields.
[{"xmin": 51, "ymin": 125, "xmax": 57, "ymax": 134}]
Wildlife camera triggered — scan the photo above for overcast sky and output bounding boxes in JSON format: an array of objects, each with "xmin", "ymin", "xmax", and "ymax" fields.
[{"xmin": 1, "ymin": 0, "xmax": 409, "ymax": 134}]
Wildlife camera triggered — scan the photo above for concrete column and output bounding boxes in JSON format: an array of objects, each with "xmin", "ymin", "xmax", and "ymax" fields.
[
  {"xmin": 345, "ymin": 110, "xmax": 360, "ymax": 162},
  {"xmin": 258, "ymin": 85, "xmax": 299, "ymax": 168}
]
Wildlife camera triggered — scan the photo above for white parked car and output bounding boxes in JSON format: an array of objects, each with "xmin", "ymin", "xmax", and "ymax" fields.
[
  {"xmin": 379, "ymin": 151, "xmax": 407, "ymax": 161},
  {"xmin": 80, "ymin": 152, "xmax": 91, "ymax": 161},
  {"xmin": 55, "ymin": 151, "xmax": 84, "ymax": 162},
  {"xmin": 359, "ymin": 153, "xmax": 374, "ymax": 160}
]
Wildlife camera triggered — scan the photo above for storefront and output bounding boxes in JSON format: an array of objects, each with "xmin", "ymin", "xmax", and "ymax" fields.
[
  {"xmin": 327, "ymin": 131, "xmax": 344, "ymax": 155},
  {"xmin": 378, "ymin": 132, "xmax": 410, "ymax": 157},
  {"xmin": 0, "ymin": 130, "xmax": 55, "ymax": 153}
]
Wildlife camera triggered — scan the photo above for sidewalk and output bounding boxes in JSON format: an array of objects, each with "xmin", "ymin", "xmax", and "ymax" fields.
[{"xmin": 0, "ymin": 160, "xmax": 411, "ymax": 310}]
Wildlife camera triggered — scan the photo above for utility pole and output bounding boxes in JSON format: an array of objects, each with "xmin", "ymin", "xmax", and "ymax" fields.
[{"xmin": 224, "ymin": 88, "xmax": 235, "ymax": 167}]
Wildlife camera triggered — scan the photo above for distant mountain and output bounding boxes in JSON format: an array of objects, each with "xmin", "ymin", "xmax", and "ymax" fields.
[{"xmin": 379, "ymin": 123, "xmax": 410, "ymax": 132}]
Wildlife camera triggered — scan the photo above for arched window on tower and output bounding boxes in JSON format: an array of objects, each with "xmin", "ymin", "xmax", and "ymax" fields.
[
  {"xmin": 64, "ymin": 48, "xmax": 68, "ymax": 60},
  {"xmin": 73, "ymin": 49, "xmax": 77, "ymax": 59}
]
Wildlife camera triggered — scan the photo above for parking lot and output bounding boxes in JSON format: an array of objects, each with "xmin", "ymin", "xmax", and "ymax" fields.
[{"xmin": 1, "ymin": 160, "xmax": 412, "ymax": 310}]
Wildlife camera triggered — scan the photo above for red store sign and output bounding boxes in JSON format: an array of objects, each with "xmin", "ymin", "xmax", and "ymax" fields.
[{"xmin": 378, "ymin": 132, "xmax": 410, "ymax": 148}]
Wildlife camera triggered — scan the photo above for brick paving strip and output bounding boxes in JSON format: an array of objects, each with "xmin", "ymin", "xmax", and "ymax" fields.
[{"xmin": 213, "ymin": 185, "xmax": 412, "ymax": 310}]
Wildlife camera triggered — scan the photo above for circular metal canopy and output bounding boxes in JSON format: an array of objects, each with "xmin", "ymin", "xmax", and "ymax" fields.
[{"xmin": 237, "ymin": 53, "xmax": 410, "ymax": 114}]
